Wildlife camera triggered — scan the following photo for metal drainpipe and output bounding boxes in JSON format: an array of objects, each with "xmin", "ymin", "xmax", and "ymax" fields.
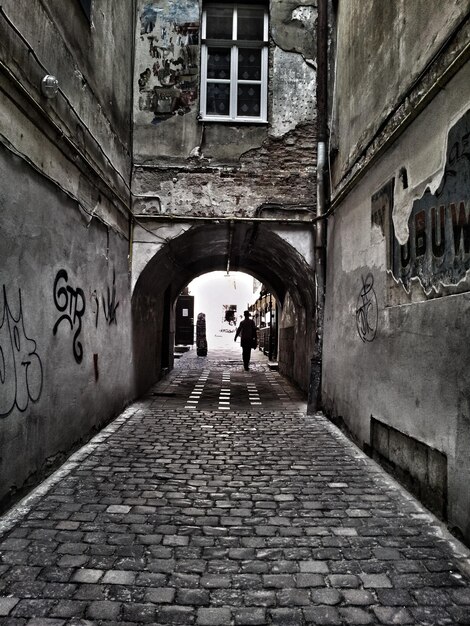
[{"xmin": 308, "ymin": 0, "xmax": 328, "ymax": 414}]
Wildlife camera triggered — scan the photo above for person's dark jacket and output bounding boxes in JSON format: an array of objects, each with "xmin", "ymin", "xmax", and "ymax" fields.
[{"xmin": 235, "ymin": 318, "xmax": 257, "ymax": 348}]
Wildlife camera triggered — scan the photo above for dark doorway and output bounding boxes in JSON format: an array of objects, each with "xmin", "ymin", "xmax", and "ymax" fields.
[
  {"xmin": 175, "ymin": 294, "xmax": 194, "ymax": 345},
  {"xmin": 161, "ymin": 286, "xmax": 172, "ymax": 368}
]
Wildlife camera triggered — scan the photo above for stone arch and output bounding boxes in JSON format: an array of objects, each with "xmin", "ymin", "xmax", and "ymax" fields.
[{"xmin": 131, "ymin": 221, "xmax": 316, "ymax": 395}]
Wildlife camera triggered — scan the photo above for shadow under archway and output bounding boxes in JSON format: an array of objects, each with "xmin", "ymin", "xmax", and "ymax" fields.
[{"xmin": 131, "ymin": 221, "xmax": 316, "ymax": 396}]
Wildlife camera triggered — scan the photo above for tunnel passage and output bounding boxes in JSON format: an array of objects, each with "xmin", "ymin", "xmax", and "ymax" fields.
[{"xmin": 131, "ymin": 221, "xmax": 317, "ymax": 396}]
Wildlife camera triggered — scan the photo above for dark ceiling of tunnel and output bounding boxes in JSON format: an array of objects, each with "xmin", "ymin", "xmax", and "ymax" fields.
[{"xmin": 133, "ymin": 222, "xmax": 316, "ymax": 311}]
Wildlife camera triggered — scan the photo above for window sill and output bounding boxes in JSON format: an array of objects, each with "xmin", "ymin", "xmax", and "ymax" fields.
[{"xmin": 199, "ymin": 116, "xmax": 269, "ymax": 125}]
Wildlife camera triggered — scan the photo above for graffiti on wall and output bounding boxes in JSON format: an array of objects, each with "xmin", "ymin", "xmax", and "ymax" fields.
[
  {"xmin": 138, "ymin": 1, "xmax": 199, "ymax": 123},
  {"xmin": 102, "ymin": 269, "xmax": 120, "ymax": 325},
  {"xmin": 392, "ymin": 109, "xmax": 470, "ymax": 290},
  {"xmin": 0, "ymin": 285, "xmax": 43, "ymax": 417},
  {"xmin": 52, "ymin": 269, "xmax": 86, "ymax": 364},
  {"xmin": 356, "ymin": 274, "xmax": 378, "ymax": 343},
  {"xmin": 91, "ymin": 271, "xmax": 121, "ymax": 329},
  {"xmin": 0, "ymin": 266, "xmax": 122, "ymax": 417},
  {"xmin": 53, "ymin": 268, "xmax": 121, "ymax": 362}
]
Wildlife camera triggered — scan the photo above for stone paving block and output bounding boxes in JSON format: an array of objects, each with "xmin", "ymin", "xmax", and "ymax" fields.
[
  {"xmin": 303, "ymin": 606, "xmax": 342, "ymax": 624},
  {"xmin": 122, "ymin": 602, "xmax": 159, "ymax": 624},
  {"xmin": 49, "ymin": 599, "xmax": 87, "ymax": 618},
  {"xmin": 310, "ymin": 589, "xmax": 342, "ymax": 605},
  {"xmin": 197, "ymin": 607, "xmax": 231, "ymax": 625},
  {"xmin": 299, "ymin": 560, "xmax": 329, "ymax": 574},
  {"xmin": 200, "ymin": 575, "xmax": 231, "ymax": 589},
  {"xmin": 339, "ymin": 607, "xmax": 376, "ymax": 624},
  {"xmin": 296, "ymin": 573, "xmax": 325, "ymax": 587},
  {"xmin": 341, "ymin": 589, "xmax": 376, "ymax": 605},
  {"xmin": 372, "ymin": 606, "xmax": 414, "ymax": 624},
  {"xmin": 277, "ymin": 588, "xmax": 310, "ymax": 606},
  {"xmin": 86, "ymin": 600, "xmax": 121, "ymax": 621},
  {"xmin": 72, "ymin": 583, "xmax": 106, "ymax": 601},
  {"xmin": 144, "ymin": 586, "xmax": 175, "ymax": 603},
  {"xmin": 269, "ymin": 608, "xmax": 303, "ymax": 625},
  {"xmin": 176, "ymin": 588, "xmax": 210, "ymax": 605},
  {"xmin": 233, "ymin": 607, "xmax": 267, "ymax": 625},
  {"xmin": 245, "ymin": 591, "xmax": 276, "ymax": 607},
  {"xmin": 71, "ymin": 569, "xmax": 103, "ymax": 584},
  {"xmin": 0, "ymin": 597, "xmax": 19, "ymax": 616},
  {"xmin": 210, "ymin": 589, "xmax": 243, "ymax": 606},
  {"xmin": 327, "ymin": 574, "xmax": 361, "ymax": 588},
  {"xmin": 12, "ymin": 599, "xmax": 56, "ymax": 618},
  {"xmin": 359, "ymin": 573, "xmax": 393, "ymax": 588},
  {"xmin": 410, "ymin": 606, "xmax": 454, "ymax": 625},
  {"xmin": 450, "ymin": 587, "xmax": 470, "ymax": 604},
  {"xmin": 101, "ymin": 570, "xmax": 136, "ymax": 585},
  {"xmin": 412, "ymin": 587, "xmax": 450, "ymax": 605}
]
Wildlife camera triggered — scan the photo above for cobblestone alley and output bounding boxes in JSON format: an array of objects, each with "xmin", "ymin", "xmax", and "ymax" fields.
[{"xmin": 1, "ymin": 346, "xmax": 470, "ymax": 625}]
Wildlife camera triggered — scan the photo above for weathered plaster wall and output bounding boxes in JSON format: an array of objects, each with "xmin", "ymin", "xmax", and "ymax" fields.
[
  {"xmin": 132, "ymin": 0, "xmax": 317, "ymax": 218},
  {"xmin": 0, "ymin": 0, "xmax": 134, "ymax": 217},
  {"xmin": 323, "ymin": 62, "xmax": 470, "ymax": 540},
  {"xmin": 0, "ymin": 2, "xmax": 135, "ymax": 505},
  {"xmin": 279, "ymin": 292, "xmax": 315, "ymax": 392},
  {"xmin": 0, "ymin": 146, "xmax": 133, "ymax": 506},
  {"xmin": 332, "ymin": 0, "xmax": 468, "ymax": 184},
  {"xmin": 133, "ymin": 123, "xmax": 316, "ymax": 217}
]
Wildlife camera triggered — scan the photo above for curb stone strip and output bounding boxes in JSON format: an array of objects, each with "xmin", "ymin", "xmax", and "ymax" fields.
[
  {"xmin": 0, "ymin": 404, "xmax": 143, "ymax": 540},
  {"xmin": 312, "ymin": 411, "xmax": 470, "ymax": 577}
]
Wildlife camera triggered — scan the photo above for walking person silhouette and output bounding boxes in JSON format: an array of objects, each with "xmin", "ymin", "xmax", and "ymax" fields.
[{"xmin": 234, "ymin": 310, "xmax": 257, "ymax": 371}]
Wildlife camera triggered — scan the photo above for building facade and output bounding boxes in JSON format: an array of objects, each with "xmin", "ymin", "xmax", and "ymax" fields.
[
  {"xmin": 323, "ymin": 1, "xmax": 470, "ymax": 541},
  {"xmin": 0, "ymin": 0, "xmax": 135, "ymax": 506},
  {"xmin": 130, "ymin": 0, "xmax": 319, "ymax": 395}
]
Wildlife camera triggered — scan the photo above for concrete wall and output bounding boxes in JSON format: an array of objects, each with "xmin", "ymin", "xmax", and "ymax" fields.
[
  {"xmin": 0, "ymin": 1, "xmax": 134, "ymax": 505},
  {"xmin": 332, "ymin": 0, "xmax": 469, "ymax": 186},
  {"xmin": 324, "ymin": 0, "xmax": 470, "ymax": 541}
]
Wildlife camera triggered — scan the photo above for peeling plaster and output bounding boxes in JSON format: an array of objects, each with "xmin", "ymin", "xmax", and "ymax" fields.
[
  {"xmin": 270, "ymin": 0, "xmax": 317, "ymax": 59},
  {"xmin": 270, "ymin": 47, "xmax": 316, "ymax": 137},
  {"xmin": 386, "ymin": 66, "xmax": 470, "ymax": 245},
  {"xmin": 292, "ymin": 6, "xmax": 316, "ymax": 25},
  {"xmin": 389, "ymin": 108, "xmax": 470, "ymax": 294}
]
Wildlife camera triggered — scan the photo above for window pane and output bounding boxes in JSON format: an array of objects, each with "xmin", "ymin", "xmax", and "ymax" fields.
[
  {"xmin": 207, "ymin": 82, "xmax": 231, "ymax": 115},
  {"xmin": 238, "ymin": 48, "xmax": 262, "ymax": 81},
  {"xmin": 207, "ymin": 47, "xmax": 231, "ymax": 80},
  {"xmin": 237, "ymin": 7, "xmax": 264, "ymax": 41},
  {"xmin": 206, "ymin": 7, "xmax": 233, "ymax": 39},
  {"xmin": 237, "ymin": 84, "xmax": 261, "ymax": 117}
]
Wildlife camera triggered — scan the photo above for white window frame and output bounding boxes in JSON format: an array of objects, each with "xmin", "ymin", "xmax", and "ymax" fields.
[{"xmin": 200, "ymin": 3, "xmax": 269, "ymax": 123}]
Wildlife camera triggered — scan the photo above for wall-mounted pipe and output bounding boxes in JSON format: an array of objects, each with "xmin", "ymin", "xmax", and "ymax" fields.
[
  {"xmin": 308, "ymin": 0, "xmax": 328, "ymax": 414},
  {"xmin": 226, "ymin": 219, "xmax": 234, "ymax": 274}
]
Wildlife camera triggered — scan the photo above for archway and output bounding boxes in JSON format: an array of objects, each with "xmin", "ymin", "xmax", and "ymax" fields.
[{"xmin": 131, "ymin": 221, "xmax": 316, "ymax": 395}]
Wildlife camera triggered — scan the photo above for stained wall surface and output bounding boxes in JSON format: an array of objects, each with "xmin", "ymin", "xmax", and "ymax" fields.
[
  {"xmin": 324, "ymin": 2, "xmax": 470, "ymax": 541},
  {"xmin": 0, "ymin": 2, "xmax": 134, "ymax": 505},
  {"xmin": 332, "ymin": 0, "xmax": 469, "ymax": 187}
]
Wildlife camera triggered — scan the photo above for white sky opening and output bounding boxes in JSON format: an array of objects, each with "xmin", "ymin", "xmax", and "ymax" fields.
[{"xmin": 187, "ymin": 271, "xmax": 261, "ymax": 349}]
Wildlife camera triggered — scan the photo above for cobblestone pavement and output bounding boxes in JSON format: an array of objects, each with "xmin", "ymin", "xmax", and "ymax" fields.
[{"xmin": 1, "ymin": 346, "xmax": 470, "ymax": 625}]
